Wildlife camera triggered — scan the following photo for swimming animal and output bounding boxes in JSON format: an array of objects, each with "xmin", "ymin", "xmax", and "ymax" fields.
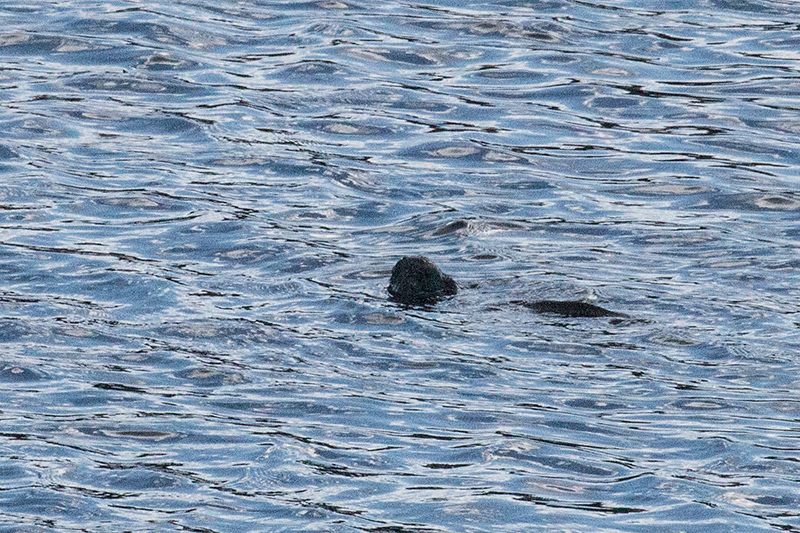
[
  {"xmin": 388, "ymin": 256, "xmax": 623, "ymax": 317},
  {"xmin": 388, "ymin": 256, "xmax": 458, "ymax": 306}
]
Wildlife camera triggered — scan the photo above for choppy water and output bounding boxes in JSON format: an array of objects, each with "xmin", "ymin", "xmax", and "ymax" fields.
[{"xmin": 1, "ymin": 1, "xmax": 800, "ymax": 531}]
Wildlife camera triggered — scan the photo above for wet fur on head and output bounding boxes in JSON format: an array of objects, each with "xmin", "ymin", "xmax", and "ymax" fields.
[{"xmin": 388, "ymin": 256, "xmax": 458, "ymax": 305}]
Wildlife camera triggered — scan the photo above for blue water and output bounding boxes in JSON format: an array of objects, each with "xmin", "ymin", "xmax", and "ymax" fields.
[{"xmin": 1, "ymin": 1, "xmax": 800, "ymax": 531}]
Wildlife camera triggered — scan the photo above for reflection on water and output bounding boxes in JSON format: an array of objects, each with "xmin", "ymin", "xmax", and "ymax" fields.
[{"xmin": 2, "ymin": 0, "xmax": 800, "ymax": 531}]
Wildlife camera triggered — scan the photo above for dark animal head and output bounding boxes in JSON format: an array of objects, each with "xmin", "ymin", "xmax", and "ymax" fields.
[{"xmin": 388, "ymin": 256, "xmax": 457, "ymax": 305}]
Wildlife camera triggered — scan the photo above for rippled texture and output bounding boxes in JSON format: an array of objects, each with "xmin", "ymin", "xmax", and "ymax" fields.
[{"xmin": 1, "ymin": 1, "xmax": 800, "ymax": 531}]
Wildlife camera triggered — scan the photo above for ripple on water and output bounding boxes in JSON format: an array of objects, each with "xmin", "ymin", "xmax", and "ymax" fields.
[
  {"xmin": 400, "ymin": 141, "xmax": 526, "ymax": 164},
  {"xmin": 0, "ymin": 144, "xmax": 19, "ymax": 160},
  {"xmin": 276, "ymin": 60, "xmax": 354, "ymax": 83},
  {"xmin": 303, "ymin": 120, "xmax": 396, "ymax": 136},
  {"xmin": 342, "ymin": 46, "xmax": 482, "ymax": 67},
  {"xmin": 0, "ymin": 319, "xmax": 30, "ymax": 341},
  {"xmin": 1, "ymin": 117, "xmax": 78, "ymax": 140},
  {"xmin": 615, "ymin": 183, "xmax": 716, "ymax": 196},
  {"xmin": 487, "ymin": 441, "xmax": 618, "ymax": 478},
  {"xmin": 472, "ymin": 68, "xmax": 548, "ymax": 82},
  {"xmin": 700, "ymin": 192, "xmax": 800, "ymax": 211},
  {"xmin": 90, "ymin": 115, "xmax": 202, "ymax": 136},
  {"xmin": 94, "ymin": 466, "xmax": 183, "ymax": 491},
  {"xmin": 671, "ymin": 398, "xmax": 732, "ymax": 411},
  {"xmin": 90, "ymin": 194, "xmax": 187, "ymax": 212},
  {"xmin": 65, "ymin": 75, "xmax": 207, "ymax": 95},
  {"xmin": 0, "ymin": 32, "xmax": 100, "ymax": 54},
  {"xmin": 509, "ymin": 341, "xmax": 603, "ymax": 357},
  {"xmin": 586, "ymin": 96, "xmax": 643, "ymax": 110},
  {"xmin": 563, "ymin": 398, "xmax": 628, "ymax": 411},
  {"xmin": 359, "ymin": 312, "xmax": 405, "ymax": 325},
  {"xmin": 0, "ymin": 365, "xmax": 46, "ymax": 382},
  {"xmin": 157, "ymin": 319, "xmax": 277, "ymax": 345},
  {"xmin": 175, "ymin": 367, "xmax": 250, "ymax": 387},
  {"xmin": 72, "ymin": 426, "xmax": 184, "ymax": 443},
  {"xmin": 136, "ymin": 52, "xmax": 201, "ymax": 71}
]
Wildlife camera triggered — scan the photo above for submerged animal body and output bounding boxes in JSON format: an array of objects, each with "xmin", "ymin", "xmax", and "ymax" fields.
[
  {"xmin": 388, "ymin": 256, "xmax": 623, "ymax": 318},
  {"xmin": 511, "ymin": 299, "xmax": 623, "ymax": 318}
]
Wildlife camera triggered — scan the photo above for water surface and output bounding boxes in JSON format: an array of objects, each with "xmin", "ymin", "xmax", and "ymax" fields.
[{"xmin": 1, "ymin": 1, "xmax": 800, "ymax": 531}]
